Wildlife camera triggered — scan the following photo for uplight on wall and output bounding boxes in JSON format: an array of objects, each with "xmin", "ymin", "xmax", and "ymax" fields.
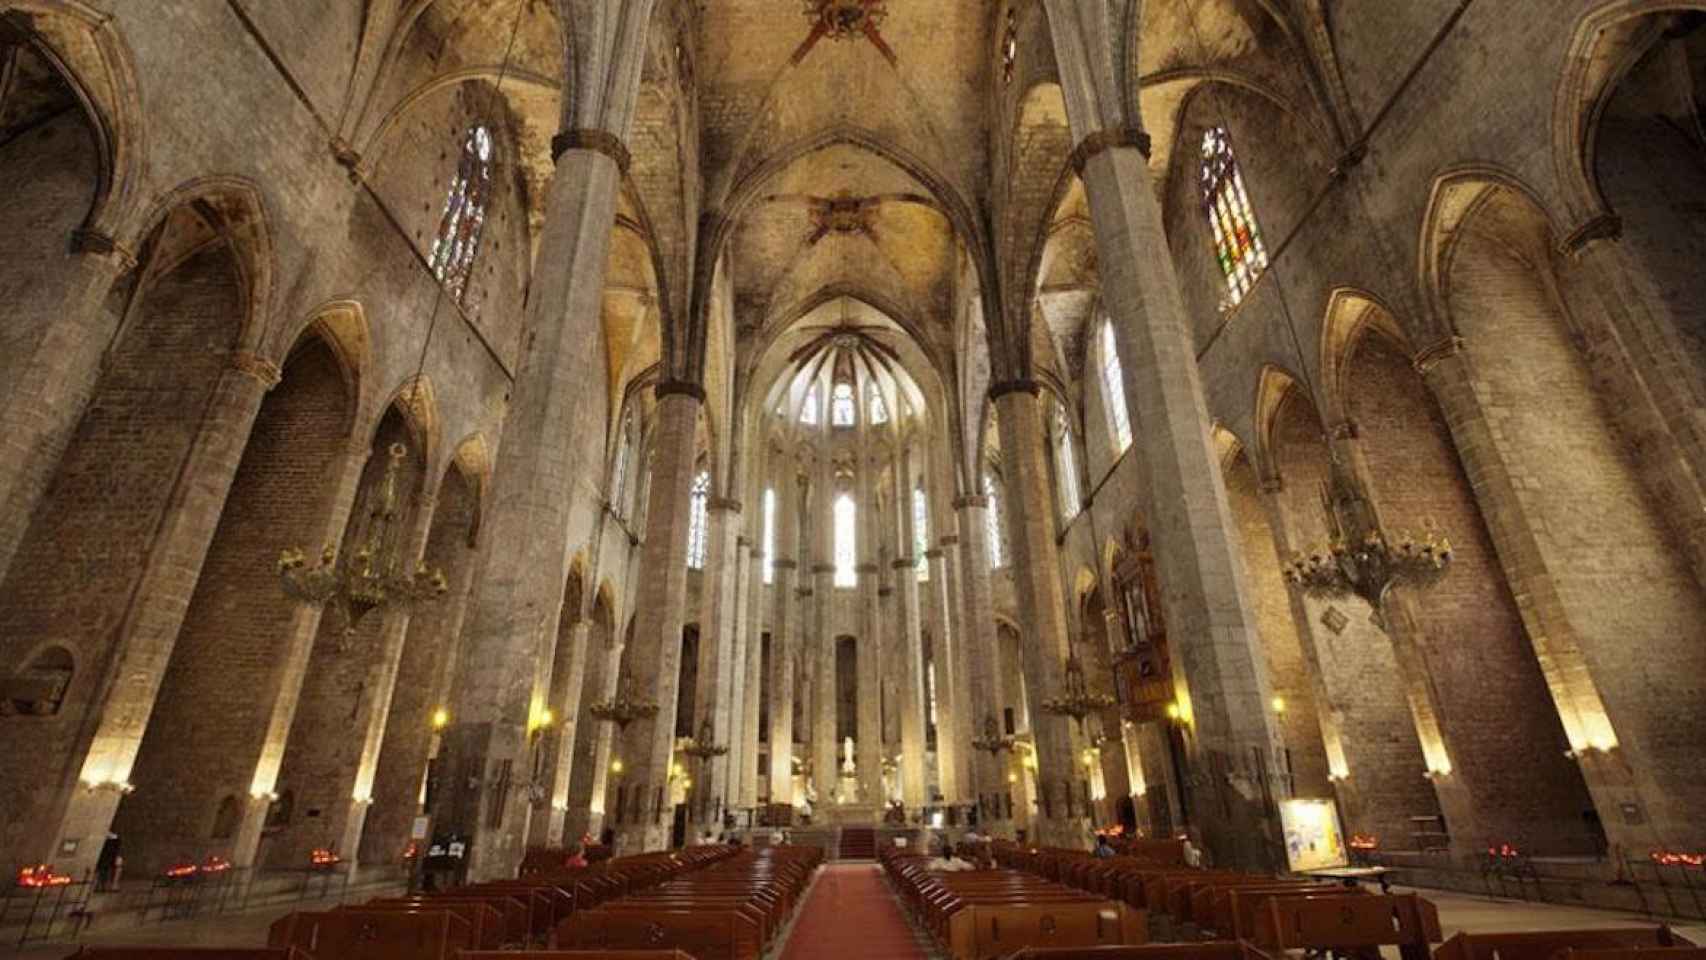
[
  {"xmin": 1271, "ymin": 696, "xmax": 1287, "ymax": 715},
  {"xmin": 431, "ymin": 708, "xmax": 450, "ymax": 730}
]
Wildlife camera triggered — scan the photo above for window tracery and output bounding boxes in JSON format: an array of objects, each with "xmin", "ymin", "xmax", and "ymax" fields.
[
  {"xmin": 687, "ymin": 469, "xmax": 711, "ymax": 569},
  {"xmin": 984, "ymin": 473, "xmax": 1006, "ymax": 569},
  {"xmin": 832, "ymin": 382, "xmax": 856, "ymax": 426},
  {"xmin": 834, "ymin": 493, "xmax": 857, "ymax": 587},
  {"xmin": 868, "ymin": 384, "xmax": 890, "ymax": 425},
  {"xmin": 762, "ymin": 487, "xmax": 777, "ymax": 585},
  {"xmin": 913, "ymin": 486, "xmax": 930, "ymax": 582},
  {"xmin": 1055, "ymin": 401, "xmax": 1081, "ymax": 519},
  {"xmin": 1200, "ymin": 126, "xmax": 1268, "ymax": 307},
  {"xmin": 429, "ymin": 125, "xmax": 494, "ymax": 302},
  {"xmin": 1101, "ymin": 321, "xmax": 1133, "ymax": 454},
  {"xmin": 801, "ymin": 385, "xmax": 821, "ymax": 426}
]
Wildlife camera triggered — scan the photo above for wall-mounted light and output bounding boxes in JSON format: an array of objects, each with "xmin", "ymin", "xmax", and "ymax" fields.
[
  {"xmin": 431, "ymin": 708, "xmax": 450, "ymax": 730},
  {"xmin": 610, "ymin": 758, "xmax": 625, "ymax": 774},
  {"xmin": 1271, "ymin": 696, "xmax": 1287, "ymax": 715}
]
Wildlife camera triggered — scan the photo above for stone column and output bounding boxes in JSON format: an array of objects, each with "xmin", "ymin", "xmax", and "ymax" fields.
[
  {"xmin": 810, "ymin": 457, "xmax": 839, "ymax": 806},
  {"xmin": 431, "ymin": 123, "xmax": 641, "ymax": 878},
  {"xmin": 992, "ymin": 385, "xmax": 1094, "ymax": 848},
  {"xmin": 854, "ymin": 452, "xmax": 883, "ymax": 806},
  {"xmin": 923, "ymin": 545, "xmax": 958, "ymax": 805},
  {"xmin": 0, "ymin": 235, "xmax": 136, "ymax": 581},
  {"xmin": 738, "ymin": 543, "xmax": 766, "ymax": 809},
  {"xmin": 614, "ymin": 384, "xmax": 702, "ymax": 852},
  {"xmin": 336, "ymin": 495, "xmax": 443, "ymax": 862},
  {"xmin": 1043, "ymin": 87, "xmax": 1288, "ymax": 868},
  {"xmin": 939, "ymin": 533, "xmax": 975, "ymax": 809},
  {"xmin": 231, "ymin": 438, "xmax": 373, "ymax": 868},
  {"xmin": 768, "ymin": 473, "xmax": 801, "ymax": 807},
  {"xmin": 580, "ymin": 639, "xmax": 625, "ymax": 840},
  {"xmin": 891, "ymin": 451, "xmax": 928, "ymax": 811},
  {"xmin": 690, "ymin": 498, "xmax": 741, "ymax": 832},
  {"xmin": 723, "ymin": 537, "xmax": 753, "ymax": 817},
  {"xmin": 26, "ymin": 351, "xmax": 278, "ymax": 877},
  {"xmin": 537, "ymin": 620, "xmax": 591, "ymax": 848},
  {"xmin": 956, "ymin": 495, "xmax": 1012, "ymax": 836}
]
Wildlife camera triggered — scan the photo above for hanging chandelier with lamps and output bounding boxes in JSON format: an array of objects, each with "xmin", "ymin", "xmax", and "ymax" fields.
[
  {"xmin": 969, "ymin": 714, "xmax": 1016, "ymax": 757},
  {"xmin": 681, "ymin": 718, "xmax": 728, "ymax": 761},
  {"xmin": 589, "ymin": 673, "xmax": 660, "ymax": 730},
  {"xmin": 1280, "ymin": 455, "xmax": 1453, "ymax": 614},
  {"xmin": 278, "ymin": 441, "xmax": 448, "ymax": 644},
  {"xmin": 1039, "ymin": 653, "xmax": 1116, "ymax": 730}
]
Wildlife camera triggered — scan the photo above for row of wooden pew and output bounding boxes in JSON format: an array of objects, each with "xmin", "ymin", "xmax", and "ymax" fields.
[
  {"xmin": 556, "ymin": 844, "xmax": 822, "ymax": 960},
  {"xmin": 986, "ymin": 842, "xmax": 1703, "ymax": 960},
  {"xmin": 880, "ymin": 847, "xmax": 1147, "ymax": 960}
]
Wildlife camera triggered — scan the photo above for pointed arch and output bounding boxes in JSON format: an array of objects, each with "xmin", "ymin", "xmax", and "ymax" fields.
[
  {"xmin": 1318, "ymin": 287, "xmax": 1410, "ymax": 427},
  {"xmin": 1251, "ymin": 364, "xmax": 1302, "ymax": 485},
  {"xmin": 384, "ymin": 375, "xmax": 442, "ymax": 470},
  {"xmin": 126, "ymin": 176, "xmax": 277, "ymax": 353}
]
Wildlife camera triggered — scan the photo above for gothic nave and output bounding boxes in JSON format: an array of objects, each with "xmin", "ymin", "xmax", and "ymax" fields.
[{"xmin": 3, "ymin": 0, "xmax": 1706, "ymax": 952}]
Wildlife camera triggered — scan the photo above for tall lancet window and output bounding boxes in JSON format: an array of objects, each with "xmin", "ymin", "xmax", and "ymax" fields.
[
  {"xmin": 611, "ymin": 409, "xmax": 637, "ymax": 519},
  {"xmin": 1200, "ymin": 125, "xmax": 1268, "ymax": 307},
  {"xmin": 430, "ymin": 125, "xmax": 493, "ymax": 302},
  {"xmin": 912, "ymin": 486, "xmax": 931, "ymax": 582},
  {"xmin": 833, "ymin": 493, "xmax": 858, "ymax": 587},
  {"xmin": 687, "ymin": 469, "xmax": 711, "ymax": 569},
  {"xmin": 1055, "ymin": 401, "xmax": 1081, "ymax": 519},
  {"xmin": 1100, "ymin": 321, "xmax": 1133, "ymax": 454},
  {"xmin": 868, "ymin": 384, "xmax": 890, "ymax": 425},
  {"xmin": 831, "ymin": 382, "xmax": 856, "ymax": 427},
  {"xmin": 983, "ymin": 473, "xmax": 1006, "ymax": 569},
  {"xmin": 800, "ymin": 385, "xmax": 820, "ymax": 425},
  {"xmin": 762, "ymin": 487, "xmax": 777, "ymax": 585}
]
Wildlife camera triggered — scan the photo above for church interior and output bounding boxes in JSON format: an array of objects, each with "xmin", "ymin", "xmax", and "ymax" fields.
[{"xmin": 3, "ymin": 0, "xmax": 1706, "ymax": 957}]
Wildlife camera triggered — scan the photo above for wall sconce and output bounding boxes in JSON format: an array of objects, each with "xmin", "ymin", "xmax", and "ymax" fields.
[
  {"xmin": 431, "ymin": 708, "xmax": 450, "ymax": 730},
  {"xmin": 1271, "ymin": 696, "xmax": 1287, "ymax": 715},
  {"xmin": 80, "ymin": 778, "xmax": 135, "ymax": 796},
  {"xmin": 610, "ymin": 758, "xmax": 625, "ymax": 775}
]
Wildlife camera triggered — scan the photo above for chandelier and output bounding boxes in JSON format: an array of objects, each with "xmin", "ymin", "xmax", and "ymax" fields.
[
  {"xmin": 970, "ymin": 714, "xmax": 1016, "ymax": 757},
  {"xmin": 805, "ymin": 0, "xmax": 887, "ymax": 39},
  {"xmin": 681, "ymin": 718, "xmax": 728, "ymax": 761},
  {"xmin": 278, "ymin": 442, "xmax": 447, "ymax": 645},
  {"xmin": 1281, "ymin": 456, "xmax": 1452, "ymax": 616},
  {"xmin": 1040, "ymin": 654, "xmax": 1117, "ymax": 729},
  {"xmin": 589, "ymin": 673, "xmax": 659, "ymax": 730}
]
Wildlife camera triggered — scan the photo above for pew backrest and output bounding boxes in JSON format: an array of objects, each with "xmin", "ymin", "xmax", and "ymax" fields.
[
  {"xmin": 68, "ymin": 952, "xmax": 308, "ymax": 960},
  {"xmin": 269, "ymin": 908, "xmax": 472, "ymax": 960},
  {"xmin": 1251, "ymin": 894, "xmax": 1440, "ymax": 960},
  {"xmin": 1434, "ymin": 928, "xmax": 1697, "ymax": 960},
  {"xmin": 1007, "ymin": 942, "xmax": 1270, "ymax": 960}
]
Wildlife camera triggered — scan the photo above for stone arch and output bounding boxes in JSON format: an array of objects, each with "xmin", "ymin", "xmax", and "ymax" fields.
[
  {"xmin": 451, "ymin": 432, "xmax": 492, "ymax": 545},
  {"xmin": 2, "ymin": 643, "xmax": 74, "ymax": 717},
  {"xmin": 1318, "ymin": 287, "xmax": 1410, "ymax": 427},
  {"xmin": 1, "ymin": 0, "xmax": 147, "ymax": 237},
  {"xmin": 109, "ymin": 321, "xmax": 358, "ymax": 875},
  {"xmin": 383, "ymin": 375, "xmax": 442, "ymax": 472},
  {"xmin": 278, "ymin": 300, "xmax": 373, "ymax": 433},
  {"xmin": 1434, "ymin": 177, "xmax": 1706, "ymax": 849},
  {"xmin": 1250, "ymin": 363, "xmax": 1304, "ymax": 485},
  {"xmin": 1552, "ymin": 0, "xmax": 1706, "ymax": 221}
]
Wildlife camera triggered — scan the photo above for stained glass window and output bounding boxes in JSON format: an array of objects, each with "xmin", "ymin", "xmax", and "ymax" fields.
[
  {"xmin": 762, "ymin": 487, "xmax": 777, "ymax": 585},
  {"xmin": 834, "ymin": 494, "xmax": 857, "ymax": 587},
  {"xmin": 800, "ymin": 385, "xmax": 820, "ymax": 425},
  {"xmin": 687, "ymin": 469, "xmax": 711, "ymax": 569},
  {"xmin": 1200, "ymin": 126, "xmax": 1269, "ymax": 307},
  {"xmin": 1055, "ymin": 401, "xmax": 1081, "ymax": 519},
  {"xmin": 1101, "ymin": 321, "xmax": 1133, "ymax": 454},
  {"xmin": 984, "ymin": 473, "xmax": 1006, "ymax": 569},
  {"xmin": 868, "ymin": 384, "xmax": 890, "ymax": 425},
  {"xmin": 831, "ymin": 383, "xmax": 856, "ymax": 426},
  {"xmin": 611, "ymin": 409, "xmax": 637, "ymax": 519},
  {"xmin": 913, "ymin": 486, "xmax": 930, "ymax": 582},
  {"xmin": 430, "ymin": 125, "xmax": 493, "ymax": 302}
]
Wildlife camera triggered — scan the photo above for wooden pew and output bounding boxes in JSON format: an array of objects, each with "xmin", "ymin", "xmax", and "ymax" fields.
[
  {"xmin": 1250, "ymin": 893, "xmax": 1441, "ymax": 960},
  {"xmin": 946, "ymin": 900, "xmax": 1146, "ymax": 960},
  {"xmin": 1008, "ymin": 942, "xmax": 1271, "ymax": 960},
  {"xmin": 268, "ymin": 908, "xmax": 473, "ymax": 960},
  {"xmin": 65, "ymin": 952, "xmax": 309, "ymax": 960},
  {"xmin": 558, "ymin": 905, "xmax": 761, "ymax": 960},
  {"xmin": 1434, "ymin": 928, "xmax": 1698, "ymax": 960},
  {"xmin": 458, "ymin": 952, "xmax": 695, "ymax": 960},
  {"xmin": 344, "ymin": 898, "xmax": 509, "ymax": 950}
]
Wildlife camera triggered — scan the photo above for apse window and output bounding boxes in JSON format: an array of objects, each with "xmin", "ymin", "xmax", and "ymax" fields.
[
  {"xmin": 868, "ymin": 384, "xmax": 890, "ymax": 425},
  {"xmin": 762, "ymin": 487, "xmax": 777, "ymax": 585},
  {"xmin": 832, "ymin": 383, "xmax": 856, "ymax": 427},
  {"xmin": 1200, "ymin": 126, "xmax": 1269, "ymax": 307},
  {"xmin": 913, "ymin": 486, "xmax": 931, "ymax": 582},
  {"xmin": 430, "ymin": 125, "xmax": 493, "ymax": 303},
  {"xmin": 834, "ymin": 494, "xmax": 858, "ymax": 587},
  {"xmin": 1100, "ymin": 321, "xmax": 1133, "ymax": 453},
  {"xmin": 983, "ymin": 473, "xmax": 1007, "ymax": 569},
  {"xmin": 800, "ymin": 385, "xmax": 820, "ymax": 426},
  {"xmin": 687, "ymin": 469, "xmax": 710, "ymax": 569},
  {"xmin": 1055, "ymin": 401, "xmax": 1081, "ymax": 519}
]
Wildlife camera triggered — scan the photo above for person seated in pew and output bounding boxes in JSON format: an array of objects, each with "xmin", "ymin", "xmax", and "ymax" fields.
[
  {"xmin": 928, "ymin": 842, "xmax": 976, "ymax": 872},
  {"xmin": 565, "ymin": 843, "xmax": 589, "ymax": 869},
  {"xmin": 1094, "ymin": 835, "xmax": 1117, "ymax": 859}
]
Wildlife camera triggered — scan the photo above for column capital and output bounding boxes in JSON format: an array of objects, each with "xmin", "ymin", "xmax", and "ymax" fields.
[
  {"xmin": 953, "ymin": 494, "xmax": 990, "ymax": 510},
  {"xmin": 1559, "ymin": 212, "xmax": 1622, "ymax": 257},
  {"xmin": 416, "ymin": 492, "xmax": 439, "ymax": 510},
  {"xmin": 1068, "ymin": 127, "xmax": 1152, "ymax": 174},
  {"xmin": 709, "ymin": 497, "xmax": 742, "ymax": 514},
  {"xmin": 1412, "ymin": 336, "xmax": 1465, "ymax": 375},
  {"xmin": 890, "ymin": 557, "xmax": 915, "ymax": 570},
  {"xmin": 797, "ymin": 587, "xmax": 814, "ymax": 598},
  {"xmin": 855, "ymin": 563, "xmax": 879, "ymax": 574},
  {"xmin": 811, "ymin": 562, "xmax": 835, "ymax": 575},
  {"xmin": 654, "ymin": 379, "xmax": 706, "ymax": 403},
  {"xmin": 1326, "ymin": 420, "xmax": 1359, "ymax": 441},
  {"xmin": 1258, "ymin": 475, "xmax": 1284, "ymax": 496},
  {"xmin": 227, "ymin": 350, "xmax": 283, "ymax": 389},
  {"xmin": 551, "ymin": 128, "xmax": 632, "ymax": 176},
  {"xmin": 736, "ymin": 535, "xmax": 752, "ymax": 547},
  {"xmin": 878, "ymin": 587, "xmax": 894, "ymax": 598},
  {"xmin": 749, "ymin": 548, "xmax": 763, "ymax": 559},
  {"xmin": 924, "ymin": 548, "xmax": 945, "ymax": 560},
  {"xmin": 772, "ymin": 558, "xmax": 797, "ymax": 570},
  {"xmin": 987, "ymin": 379, "xmax": 1042, "ymax": 402},
  {"xmin": 70, "ymin": 227, "xmax": 139, "ymax": 272},
  {"xmin": 938, "ymin": 535, "xmax": 960, "ymax": 547}
]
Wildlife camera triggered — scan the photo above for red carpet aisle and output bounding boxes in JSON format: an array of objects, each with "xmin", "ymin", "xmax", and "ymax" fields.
[{"xmin": 778, "ymin": 863, "xmax": 931, "ymax": 960}]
